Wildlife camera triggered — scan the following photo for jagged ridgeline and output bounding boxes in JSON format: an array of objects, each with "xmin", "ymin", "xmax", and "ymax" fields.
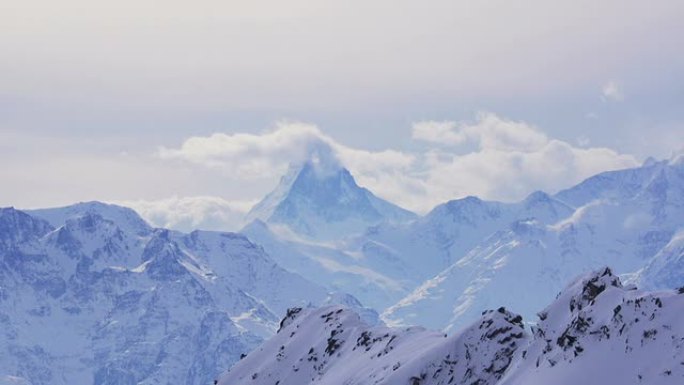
[
  {"xmin": 2, "ymin": 156, "xmax": 684, "ymax": 385},
  {"xmin": 219, "ymin": 268, "xmax": 684, "ymax": 385}
]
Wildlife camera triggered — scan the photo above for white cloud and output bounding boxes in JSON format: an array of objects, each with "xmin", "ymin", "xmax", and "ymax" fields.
[
  {"xmin": 602, "ymin": 81, "xmax": 624, "ymax": 102},
  {"xmin": 416, "ymin": 139, "xmax": 636, "ymax": 210},
  {"xmin": 158, "ymin": 121, "xmax": 417, "ymax": 182},
  {"xmin": 412, "ymin": 121, "xmax": 465, "ymax": 145},
  {"xmin": 117, "ymin": 196, "xmax": 257, "ymax": 232},
  {"xmin": 159, "ymin": 114, "xmax": 639, "ymax": 214},
  {"xmin": 406, "ymin": 114, "xmax": 637, "ymax": 209},
  {"xmin": 412, "ymin": 113, "xmax": 548, "ymax": 151},
  {"xmin": 157, "ymin": 122, "xmax": 331, "ymax": 178}
]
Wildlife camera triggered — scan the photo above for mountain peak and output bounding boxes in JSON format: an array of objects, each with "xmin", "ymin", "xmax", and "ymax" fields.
[
  {"xmin": 245, "ymin": 162, "xmax": 416, "ymax": 239},
  {"xmin": 0, "ymin": 207, "xmax": 54, "ymax": 248},
  {"xmin": 27, "ymin": 201, "xmax": 151, "ymax": 235}
]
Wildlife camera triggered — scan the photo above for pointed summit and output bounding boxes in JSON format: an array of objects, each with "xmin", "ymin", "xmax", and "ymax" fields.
[{"xmin": 246, "ymin": 160, "xmax": 416, "ymax": 240}]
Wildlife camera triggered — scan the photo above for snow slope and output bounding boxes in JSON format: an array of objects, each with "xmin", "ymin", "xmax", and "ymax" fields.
[
  {"xmin": 636, "ymin": 229, "xmax": 684, "ymax": 291},
  {"xmin": 219, "ymin": 268, "xmax": 684, "ymax": 385},
  {"xmin": 241, "ymin": 219, "xmax": 408, "ymax": 311}
]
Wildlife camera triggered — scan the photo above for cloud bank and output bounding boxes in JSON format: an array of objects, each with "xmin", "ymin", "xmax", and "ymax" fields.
[
  {"xmin": 160, "ymin": 114, "xmax": 638, "ymax": 214},
  {"xmin": 117, "ymin": 196, "xmax": 256, "ymax": 232}
]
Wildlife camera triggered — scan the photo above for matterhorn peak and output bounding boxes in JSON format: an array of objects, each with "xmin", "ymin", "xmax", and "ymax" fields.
[
  {"xmin": 245, "ymin": 154, "xmax": 415, "ymax": 240},
  {"xmin": 302, "ymin": 141, "xmax": 344, "ymax": 179}
]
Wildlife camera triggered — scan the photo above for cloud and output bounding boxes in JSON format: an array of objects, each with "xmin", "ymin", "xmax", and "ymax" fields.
[
  {"xmin": 412, "ymin": 121, "xmax": 465, "ymax": 145},
  {"xmin": 412, "ymin": 113, "xmax": 548, "ymax": 151},
  {"xmin": 602, "ymin": 81, "xmax": 624, "ymax": 102},
  {"xmin": 417, "ymin": 139, "xmax": 636, "ymax": 209},
  {"xmin": 159, "ymin": 114, "xmax": 639, "ymax": 214},
  {"xmin": 158, "ymin": 121, "xmax": 417, "ymax": 181},
  {"xmin": 407, "ymin": 114, "xmax": 637, "ymax": 209},
  {"xmin": 157, "ymin": 122, "xmax": 332, "ymax": 178},
  {"xmin": 117, "ymin": 196, "xmax": 256, "ymax": 232}
]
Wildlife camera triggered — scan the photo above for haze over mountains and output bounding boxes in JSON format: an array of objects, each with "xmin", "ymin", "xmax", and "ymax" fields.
[{"xmin": 1, "ymin": 153, "xmax": 683, "ymax": 384}]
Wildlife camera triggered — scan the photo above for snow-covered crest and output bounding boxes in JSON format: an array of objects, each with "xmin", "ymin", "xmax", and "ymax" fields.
[
  {"xmin": 245, "ymin": 154, "xmax": 416, "ymax": 240},
  {"xmin": 219, "ymin": 268, "xmax": 684, "ymax": 385}
]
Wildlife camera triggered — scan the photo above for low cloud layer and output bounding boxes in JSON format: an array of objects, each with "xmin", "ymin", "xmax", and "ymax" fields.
[
  {"xmin": 160, "ymin": 114, "xmax": 638, "ymax": 214},
  {"xmin": 117, "ymin": 196, "xmax": 256, "ymax": 232}
]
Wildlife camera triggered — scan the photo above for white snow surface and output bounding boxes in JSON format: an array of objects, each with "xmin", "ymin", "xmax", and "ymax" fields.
[{"xmin": 219, "ymin": 268, "xmax": 684, "ymax": 385}]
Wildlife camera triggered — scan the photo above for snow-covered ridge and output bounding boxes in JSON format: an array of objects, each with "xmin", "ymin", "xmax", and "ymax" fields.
[{"xmin": 219, "ymin": 268, "xmax": 684, "ymax": 385}]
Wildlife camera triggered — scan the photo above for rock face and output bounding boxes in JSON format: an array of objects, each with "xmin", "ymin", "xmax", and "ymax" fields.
[
  {"xmin": 219, "ymin": 268, "xmax": 684, "ymax": 385},
  {"xmin": 0, "ymin": 203, "xmax": 330, "ymax": 385}
]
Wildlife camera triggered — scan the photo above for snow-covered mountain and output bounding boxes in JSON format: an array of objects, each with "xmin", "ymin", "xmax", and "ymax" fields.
[
  {"xmin": 636, "ymin": 229, "xmax": 684, "ymax": 291},
  {"xmin": 240, "ymin": 155, "xmax": 684, "ymax": 334},
  {"xmin": 245, "ymin": 159, "xmax": 416, "ymax": 240},
  {"xmin": 0, "ymin": 203, "xmax": 335, "ymax": 385},
  {"xmin": 218, "ymin": 268, "xmax": 684, "ymax": 385},
  {"xmin": 371, "ymin": 157, "xmax": 684, "ymax": 331},
  {"xmin": 4, "ymin": 154, "xmax": 684, "ymax": 384}
]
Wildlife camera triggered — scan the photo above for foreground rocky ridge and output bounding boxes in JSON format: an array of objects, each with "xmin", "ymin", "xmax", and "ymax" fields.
[{"xmin": 219, "ymin": 268, "xmax": 684, "ymax": 385}]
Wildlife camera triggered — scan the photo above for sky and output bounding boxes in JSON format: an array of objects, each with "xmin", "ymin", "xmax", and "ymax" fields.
[{"xmin": 1, "ymin": 0, "xmax": 683, "ymax": 230}]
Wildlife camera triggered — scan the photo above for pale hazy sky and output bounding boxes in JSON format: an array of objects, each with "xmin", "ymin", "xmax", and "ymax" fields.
[{"xmin": 2, "ymin": 0, "xmax": 683, "ymax": 229}]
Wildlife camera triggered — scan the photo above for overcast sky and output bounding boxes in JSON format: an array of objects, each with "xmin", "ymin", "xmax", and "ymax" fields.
[{"xmin": 2, "ymin": 0, "xmax": 683, "ymax": 230}]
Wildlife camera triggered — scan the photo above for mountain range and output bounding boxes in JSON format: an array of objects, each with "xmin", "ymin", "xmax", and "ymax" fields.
[
  {"xmin": 1, "ymin": 154, "xmax": 683, "ymax": 384},
  {"xmin": 0, "ymin": 202, "xmax": 379, "ymax": 385},
  {"xmin": 242, "ymin": 154, "xmax": 684, "ymax": 332}
]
